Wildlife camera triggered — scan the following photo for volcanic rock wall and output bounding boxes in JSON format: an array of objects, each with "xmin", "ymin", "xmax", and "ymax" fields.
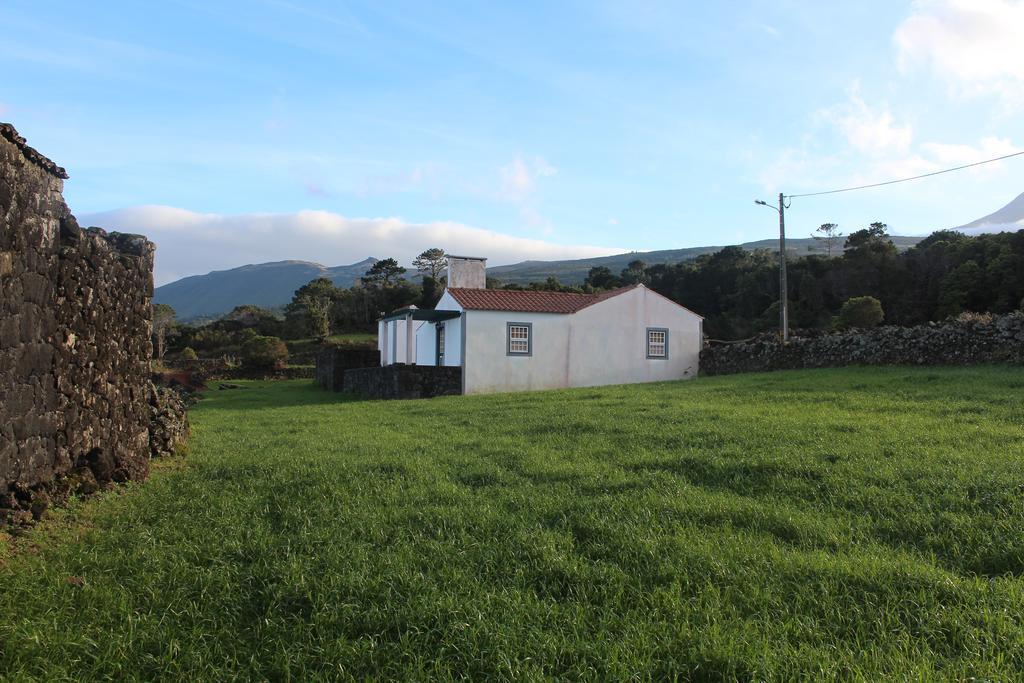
[
  {"xmin": 700, "ymin": 313, "xmax": 1024, "ymax": 376},
  {"xmin": 343, "ymin": 365, "xmax": 462, "ymax": 399},
  {"xmin": 0, "ymin": 123, "xmax": 157, "ymax": 523},
  {"xmin": 316, "ymin": 347, "xmax": 381, "ymax": 391}
]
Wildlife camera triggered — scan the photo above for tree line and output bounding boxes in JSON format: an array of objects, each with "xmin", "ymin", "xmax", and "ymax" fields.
[
  {"xmin": 594, "ymin": 224, "xmax": 1024, "ymax": 340},
  {"xmin": 156, "ymin": 249, "xmax": 451, "ymax": 358},
  {"xmin": 156, "ymin": 227, "xmax": 1024, "ymax": 357}
]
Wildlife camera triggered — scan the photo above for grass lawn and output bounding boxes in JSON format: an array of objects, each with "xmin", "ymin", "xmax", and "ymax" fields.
[{"xmin": 2, "ymin": 367, "xmax": 1023, "ymax": 679}]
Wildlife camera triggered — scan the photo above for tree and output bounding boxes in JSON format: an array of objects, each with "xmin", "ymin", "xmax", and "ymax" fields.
[
  {"xmin": 241, "ymin": 335, "xmax": 289, "ymax": 370},
  {"xmin": 152, "ymin": 303, "xmax": 176, "ymax": 360},
  {"xmin": 585, "ymin": 266, "xmax": 620, "ymax": 290},
  {"xmin": 841, "ymin": 222, "xmax": 898, "ymax": 303},
  {"xmin": 837, "ymin": 296, "xmax": 884, "ymax": 329},
  {"xmin": 363, "ymin": 258, "xmax": 407, "ymax": 287},
  {"xmin": 286, "ymin": 278, "xmax": 337, "ymax": 340},
  {"xmin": 812, "ymin": 223, "xmax": 843, "ymax": 257},
  {"xmin": 419, "ymin": 275, "xmax": 442, "ymax": 309},
  {"xmin": 225, "ymin": 305, "xmax": 272, "ymax": 326},
  {"xmin": 936, "ymin": 260, "xmax": 985, "ymax": 318},
  {"xmin": 845, "ymin": 222, "xmax": 891, "ymax": 251},
  {"xmin": 793, "ymin": 271, "xmax": 826, "ymax": 328},
  {"xmin": 620, "ymin": 259, "xmax": 649, "ymax": 285},
  {"xmin": 412, "ymin": 248, "xmax": 448, "ymax": 281}
]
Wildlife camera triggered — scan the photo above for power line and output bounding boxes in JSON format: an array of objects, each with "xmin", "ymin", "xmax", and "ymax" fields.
[{"xmin": 787, "ymin": 150, "xmax": 1024, "ymax": 199}]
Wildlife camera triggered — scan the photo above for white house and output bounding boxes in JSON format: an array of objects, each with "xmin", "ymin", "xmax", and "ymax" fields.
[{"xmin": 379, "ymin": 255, "xmax": 703, "ymax": 394}]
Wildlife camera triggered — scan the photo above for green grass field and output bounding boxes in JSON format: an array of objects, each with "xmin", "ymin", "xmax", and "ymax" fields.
[{"xmin": 2, "ymin": 367, "xmax": 1023, "ymax": 680}]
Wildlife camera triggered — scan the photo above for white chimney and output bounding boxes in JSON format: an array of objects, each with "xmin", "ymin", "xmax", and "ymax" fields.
[{"xmin": 446, "ymin": 255, "xmax": 487, "ymax": 289}]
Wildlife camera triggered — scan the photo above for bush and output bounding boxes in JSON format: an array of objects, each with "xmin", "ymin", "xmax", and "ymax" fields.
[
  {"xmin": 242, "ymin": 335, "xmax": 289, "ymax": 370},
  {"xmin": 954, "ymin": 311, "xmax": 995, "ymax": 325},
  {"xmin": 180, "ymin": 347, "xmax": 198, "ymax": 361},
  {"xmin": 837, "ymin": 296, "xmax": 884, "ymax": 329},
  {"xmin": 235, "ymin": 328, "xmax": 259, "ymax": 345}
]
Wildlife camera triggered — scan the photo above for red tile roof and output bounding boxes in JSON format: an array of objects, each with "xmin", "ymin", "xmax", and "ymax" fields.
[{"xmin": 446, "ymin": 285, "xmax": 640, "ymax": 314}]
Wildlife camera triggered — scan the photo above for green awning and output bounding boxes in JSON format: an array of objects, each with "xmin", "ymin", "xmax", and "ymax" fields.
[{"xmin": 380, "ymin": 309, "xmax": 461, "ymax": 323}]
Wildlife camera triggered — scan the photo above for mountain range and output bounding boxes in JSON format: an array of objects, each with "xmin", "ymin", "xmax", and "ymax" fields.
[
  {"xmin": 155, "ymin": 191, "xmax": 1024, "ymax": 321},
  {"xmin": 154, "ymin": 258, "xmax": 376, "ymax": 321}
]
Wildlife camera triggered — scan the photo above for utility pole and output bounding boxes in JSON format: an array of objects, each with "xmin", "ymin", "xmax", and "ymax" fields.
[
  {"xmin": 755, "ymin": 194, "xmax": 790, "ymax": 343},
  {"xmin": 778, "ymin": 192, "xmax": 789, "ymax": 343}
]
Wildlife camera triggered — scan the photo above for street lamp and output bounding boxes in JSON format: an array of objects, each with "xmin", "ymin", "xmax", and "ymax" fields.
[{"xmin": 755, "ymin": 193, "xmax": 789, "ymax": 343}]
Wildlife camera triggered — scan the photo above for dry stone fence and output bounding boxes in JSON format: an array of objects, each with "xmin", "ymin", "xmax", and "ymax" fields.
[
  {"xmin": 1, "ymin": 123, "xmax": 186, "ymax": 525},
  {"xmin": 315, "ymin": 347, "xmax": 463, "ymax": 399},
  {"xmin": 315, "ymin": 347, "xmax": 381, "ymax": 391},
  {"xmin": 700, "ymin": 313, "xmax": 1024, "ymax": 376}
]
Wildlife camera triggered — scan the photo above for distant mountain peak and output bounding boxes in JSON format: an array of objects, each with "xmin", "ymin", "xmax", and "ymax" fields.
[{"xmin": 954, "ymin": 191, "xmax": 1024, "ymax": 234}]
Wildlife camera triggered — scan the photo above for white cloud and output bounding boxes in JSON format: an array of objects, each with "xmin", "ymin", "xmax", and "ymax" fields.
[
  {"xmin": 895, "ymin": 0, "xmax": 1024, "ymax": 105},
  {"xmin": 854, "ymin": 136, "xmax": 1021, "ymax": 185},
  {"xmin": 819, "ymin": 84, "xmax": 913, "ymax": 157},
  {"xmin": 762, "ymin": 74, "xmax": 1020, "ymax": 194},
  {"xmin": 0, "ymin": 102, "xmax": 8, "ymax": 116},
  {"xmin": 499, "ymin": 155, "xmax": 557, "ymax": 201},
  {"xmin": 79, "ymin": 205, "xmax": 622, "ymax": 286},
  {"xmin": 919, "ymin": 136, "xmax": 1021, "ymax": 168}
]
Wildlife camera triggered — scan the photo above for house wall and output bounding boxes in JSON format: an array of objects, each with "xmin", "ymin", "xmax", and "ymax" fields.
[
  {"xmin": 378, "ymin": 318, "xmax": 415, "ymax": 365},
  {"xmin": 458, "ymin": 286, "xmax": 702, "ymax": 395},
  {"xmin": 462, "ymin": 310, "xmax": 572, "ymax": 394},
  {"xmin": 432, "ymin": 292, "xmax": 464, "ymax": 368},
  {"xmin": 568, "ymin": 286, "xmax": 701, "ymax": 387},
  {"xmin": 414, "ymin": 321, "xmax": 433, "ymax": 365}
]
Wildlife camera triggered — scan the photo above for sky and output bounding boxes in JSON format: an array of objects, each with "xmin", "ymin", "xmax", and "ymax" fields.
[{"xmin": 2, "ymin": 0, "xmax": 1022, "ymax": 285}]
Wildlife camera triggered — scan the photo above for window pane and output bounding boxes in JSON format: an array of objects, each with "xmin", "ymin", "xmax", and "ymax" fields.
[
  {"xmin": 509, "ymin": 325, "xmax": 530, "ymax": 354},
  {"xmin": 648, "ymin": 329, "xmax": 667, "ymax": 357}
]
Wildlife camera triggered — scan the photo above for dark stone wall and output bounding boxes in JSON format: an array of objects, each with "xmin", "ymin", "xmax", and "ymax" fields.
[
  {"xmin": 149, "ymin": 383, "xmax": 189, "ymax": 459},
  {"xmin": 161, "ymin": 357, "xmax": 316, "ymax": 380},
  {"xmin": 700, "ymin": 313, "xmax": 1024, "ymax": 376},
  {"xmin": 1, "ymin": 123, "xmax": 160, "ymax": 523},
  {"xmin": 316, "ymin": 347, "xmax": 381, "ymax": 391},
  {"xmin": 343, "ymin": 365, "xmax": 462, "ymax": 400}
]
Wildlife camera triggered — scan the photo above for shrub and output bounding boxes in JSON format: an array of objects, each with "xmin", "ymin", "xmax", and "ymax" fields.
[
  {"xmin": 242, "ymin": 335, "xmax": 289, "ymax": 370},
  {"xmin": 837, "ymin": 296, "xmax": 884, "ymax": 329},
  {"xmin": 180, "ymin": 347, "xmax": 198, "ymax": 361},
  {"xmin": 955, "ymin": 311, "xmax": 995, "ymax": 325},
  {"xmin": 235, "ymin": 328, "xmax": 259, "ymax": 345}
]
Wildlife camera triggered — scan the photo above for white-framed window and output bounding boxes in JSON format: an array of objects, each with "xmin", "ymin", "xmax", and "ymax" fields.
[
  {"xmin": 507, "ymin": 322, "xmax": 532, "ymax": 356},
  {"xmin": 647, "ymin": 327, "xmax": 668, "ymax": 359}
]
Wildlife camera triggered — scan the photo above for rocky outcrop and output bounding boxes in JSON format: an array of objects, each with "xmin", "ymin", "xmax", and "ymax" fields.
[
  {"xmin": 1, "ymin": 123, "xmax": 177, "ymax": 525},
  {"xmin": 700, "ymin": 313, "xmax": 1024, "ymax": 375}
]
